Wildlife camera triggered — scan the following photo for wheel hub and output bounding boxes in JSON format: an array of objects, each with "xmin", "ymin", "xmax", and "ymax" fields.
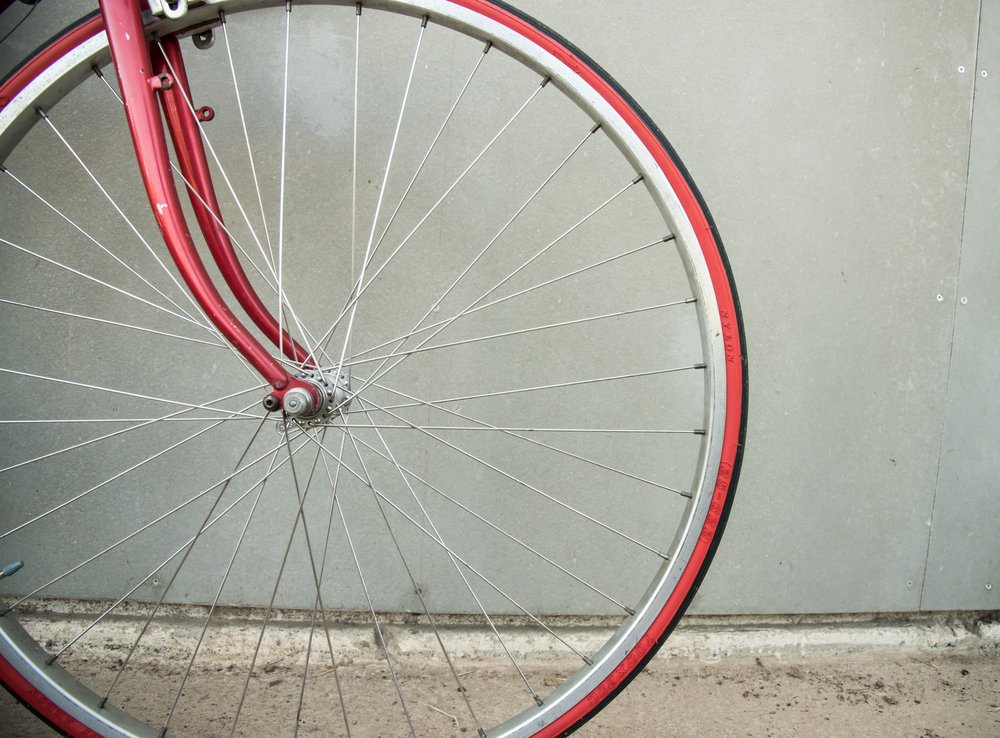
[{"xmin": 277, "ymin": 369, "xmax": 352, "ymax": 425}]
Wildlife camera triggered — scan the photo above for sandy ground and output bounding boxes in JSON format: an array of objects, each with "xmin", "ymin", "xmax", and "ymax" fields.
[{"xmin": 2, "ymin": 646, "xmax": 998, "ymax": 737}]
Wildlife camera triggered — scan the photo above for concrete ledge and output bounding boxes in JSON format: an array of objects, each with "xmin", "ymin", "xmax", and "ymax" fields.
[
  {"xmin": 11, "ymin": 600, "xmax": 997, "ymax": 670},
  {"xmin": 667, "ymin": 612, "xmax": 999, "ymax": 660}
]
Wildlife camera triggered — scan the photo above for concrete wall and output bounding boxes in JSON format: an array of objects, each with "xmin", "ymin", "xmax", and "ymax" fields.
[{"xmin": 0, "ymin": 0, "xmax": 996, "ymax": 616}]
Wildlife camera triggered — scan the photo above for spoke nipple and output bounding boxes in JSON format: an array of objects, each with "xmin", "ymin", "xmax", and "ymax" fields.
[
  {"xmin": 35, "ymin": 107, "xmax": 48, "ymax": 120},
  {"xmin": 694, "ymin": 428, "xmax": 706, "ymax": 436},
  {"xmin": 421, "ymin": 14, "xmax": 429, "ymax": 28},
  {"xmin": 262, "ymin": 394, "xmax": 281, "ymax": 412},
  {"xmin": 632, "ymin": 174, "xmax": 644, "ymax": 185},
  {"xmin": 540, "ymin": 76, "xmax": 551, "ymax": 88},
  {"xmin": 0, "ymin": 560, "xmax": 23, "ymax": 580},
  {"xmin": 98, "ymin": 697, "xmax": 108, "ymax": 709},
  {"xmin": 218, "ymin": 9, "xmax": 226, "ymax": 23},
  {"xmin": 663, "ymin": 234, "xmax": 676, "ymax": 242},
  {"xmin": 46, "ymin": 654, "xmax": 57, "ymax": 666},
  {"xmin": 624, "ymin": 606, "xmax": 636, "ymax": 616},
  {"xmin": 482, "ymin": 40, "xmax": 493, "ymax": 54},
  {"xmin": 582, "ymin": 655, "xmax": 594, "ymax": 666},
  {"xmin": 356, "ymin": 2, "xmax": 362, "ymax": 15},
  {"xmin": 533, "ymin": 693, "xmax": 544, "ymax": 706},
  {"xmin": 478, "ymin": 730, "xmax": 487, "ymax": 738},
  {"xmin": 590, "ymin": 122, "xmax": 602, "ymax": 134},
  {"xmin": 91, "ymin": 64, "xmax": 104, "ymax": 79},
  {"xmin": 694, "ymin": 363, "xmax": 707, "ymax": 370}
]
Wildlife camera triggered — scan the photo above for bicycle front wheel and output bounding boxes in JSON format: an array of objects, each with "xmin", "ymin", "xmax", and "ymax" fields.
[{"xmin": 0, "ymin": 2, "xmax": 747, "ymax": 736}]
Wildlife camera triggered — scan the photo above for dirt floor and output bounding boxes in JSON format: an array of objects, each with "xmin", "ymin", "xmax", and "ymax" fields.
[{"xmin": 2, "ymin": 647, "xmax": 998, "ymax": 737}]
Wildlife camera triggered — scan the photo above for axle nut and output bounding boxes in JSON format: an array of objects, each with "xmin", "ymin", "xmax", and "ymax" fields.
[{"xmin": 282, "ymin": 387, "xmax": 315, "ymax": 418}]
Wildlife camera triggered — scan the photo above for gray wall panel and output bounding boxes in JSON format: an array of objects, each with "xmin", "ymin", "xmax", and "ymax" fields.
[{"xmin": 921, "ymin": 0, "xmax": 1000, "ymax": 611}]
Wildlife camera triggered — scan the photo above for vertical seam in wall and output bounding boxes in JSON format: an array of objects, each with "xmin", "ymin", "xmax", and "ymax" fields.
[{"xmin": 917, "ymin": 0, "xmax": 984, "ymax": 612}]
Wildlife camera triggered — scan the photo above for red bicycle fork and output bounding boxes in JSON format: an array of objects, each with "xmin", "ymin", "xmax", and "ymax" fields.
[{"xmin": 98, "ymin": 0, "xmax": 319, "ymax": 413}]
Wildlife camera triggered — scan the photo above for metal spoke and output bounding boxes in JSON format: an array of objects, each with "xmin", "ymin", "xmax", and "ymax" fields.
[
  {"xmin": 0, "ymin": 400, "xmax": 261, "ymax": 542},
  {"xmin": 336, "ymin": 434, "xmax": 416, "ymax": 736},
  {"xmin": 153, "ymin": 38, "xmax": 318, "ymax": 359},
  {"xmin": 1, "ymin": 166, "xmax": 205, "ymax": 328},
  {"xmin": 387, "ymin": 364, "xmax": 703, "ymax": 409},
  {"xmin": 229, "ymin": 427, "xmax": 346, "ymax": 737},
  {"xmin": 276, "ymin": 1, "xmax": 292, "ymax": 361},
  {"xmin": 315, "ymin": 426, "xmax": 592, "ymax": 674},
  {"xmin": 161, "ymin": 448, "xmax": 281, "ymax": 736},
  {"xmin": 334, "ymin": 176, "xmax": 644, "ymax": 413},
  {"xmin": 345, "ymin": 423, "xmax": 546, "ymax": 700},
  {"xmin": 303, "ymin": 24, "xmax": 489, "ymax": 370},
  {"xmin": 346, "ymin": 2, "xmax": 360, "ymax": 365},
  {"xmin": 345, "ymin": 297, "xmax": 693, "ymax": 369},
  {"xmin": 295, "ymin": 431, "xmax": 351, "ymax": 738},
  {"xmin": 320, "ymin": 430, "xmax": 484, "ymax": 734},
  {"xmin": 34, "ymin": 111, "xmax": 254, "ymax": 374},
  {"xmin": 379, "ymin": 122, "xmax": 599, "ymax": 341},
  {"xmin": 220, "ymin": 9, "xmax": 277, "ymax": 271},
  {"xmin": 336, "ymin": 421, "xmax": 700, "ymax": 435},
  {"xmin": 0, "ymin": 366, "xmax": 264, "ymax": 420},
  {"xmin": 274, "ymin": 424, "xmax": 350, "ymax": 732},
  {"xmin": 54, "ymin": 417, "xmax": 270, "ymax": 662},
  {"xmin": 94, "ymin": 66, "xmax": 319, "ymax": 356},
  {"xmin": 0, "ymin": 236, "xmax": 207, "ymax": 332},
  {"xmin": 315, "ymin": 427, "xmax": 545, "ymax": 700},
  {"xmin": 0, "ymin": 297, "xmax": 226, "ymax": 350},
  {"xmin": 101, "ymin": 434, "xmax": 309, "ymax": 707},
  {"xmin": 331, "ymin": 15, "xmax": 429, "ymax": 380},
  {"xmin": 4, "ymin": 418, "xmax": 288, "ymax": 615},
  {"xmin": 34, "ymin": 111, "xmax": 218, "ymax": 336},
  {"xmin": 331, "ymin": 122, "xmax": 602, "ymax": 373},
  {"xmin": 0, "ymin": 384, "xmax": 262, "ymax": 476},
  {"xmin": 361, "ymin": 380, "xmax": 694, "ymax": 498},
  {"xmin": 358, "ymin": 40, "xmax": 492, "ymax": 299},
  {"xmin": 315, "ymin": 76, "xmax": 550, "ymax": 359},
  {"xmin": 350, "ymin": 411, "xmax": 634, "ymax": 613},
  {"xmin": 358, "ymin": 397, "xmax": 669, "ymax": 557},
  {"xmin": 348, "ymin": 236, "xmax": 670, "ymax": 364}
]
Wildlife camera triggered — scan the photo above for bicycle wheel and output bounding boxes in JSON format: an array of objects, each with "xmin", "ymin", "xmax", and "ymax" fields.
[{"xmin": 0, "ymin": 2, "xmax": 746, "ymax": 736}]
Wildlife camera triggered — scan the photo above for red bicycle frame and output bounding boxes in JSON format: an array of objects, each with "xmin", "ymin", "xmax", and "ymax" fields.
[{"xmin": 99, "ymin": 0, "xmax": 317, "ymax": 410}]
